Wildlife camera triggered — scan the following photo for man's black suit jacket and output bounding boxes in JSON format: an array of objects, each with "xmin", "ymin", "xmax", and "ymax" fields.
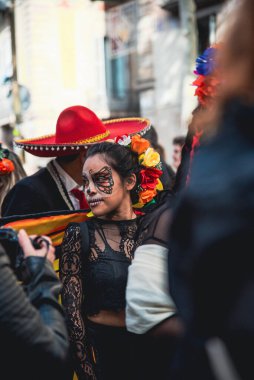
[{"xmin": 2, "ymin": 167, "xmax": 73, "ymax": 217}]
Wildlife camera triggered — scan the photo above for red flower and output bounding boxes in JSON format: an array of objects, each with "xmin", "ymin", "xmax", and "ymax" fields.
[
  {"xmin": 140, "ymin": 167, "xmax": 163, "ymax": 190},
  {"xmin": 0, "ymin": 158, "xmax": 15, "ymax": 176},
  {"xmin": 192, "ymin": 74, "xmax": 220, "ymax": 107}
]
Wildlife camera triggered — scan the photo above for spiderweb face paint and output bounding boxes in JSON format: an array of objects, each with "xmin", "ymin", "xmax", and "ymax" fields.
[{"xmin": 82, "ymin": 166, "xmax": 115, "ymax": 198}]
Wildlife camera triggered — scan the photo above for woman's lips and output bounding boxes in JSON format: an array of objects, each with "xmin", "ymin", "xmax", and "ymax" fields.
[{"xmin": 88, "ymin": 198, "xmax": 104, "ymax": 207}]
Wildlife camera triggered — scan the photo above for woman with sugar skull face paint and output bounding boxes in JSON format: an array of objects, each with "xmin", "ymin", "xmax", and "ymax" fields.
[
  {"xmin": 60, "ymin": 139, "xmax": 165, "ymax": 380},
  {"xmin": 83, "ymin": 158, "xmax": 136, "ymax": 219}
]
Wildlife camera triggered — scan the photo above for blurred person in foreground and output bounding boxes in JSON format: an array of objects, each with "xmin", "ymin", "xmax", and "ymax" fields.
[
  {"xmin": 0, "ymin": 228, "xmax": 70, "ymax": 380},
  {"xmin": 125, "ymin": 46, "xmax": 221, "ymax": 379},
  {"xmin": 0, "ymin": 143, "xmax": 26, "ymax": 215},
  {"xmin": 173, "ymin": 44, "xmax": 221, "ymax": 194},
  {"xmin": 168, "ymin": 1, "xmax": 254, "ymax": 379}
]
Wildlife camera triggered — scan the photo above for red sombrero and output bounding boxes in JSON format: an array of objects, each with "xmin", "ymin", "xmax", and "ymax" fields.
[{"xmin": 14, "ymin": 106, "xmax": 151, "ymax": 157}]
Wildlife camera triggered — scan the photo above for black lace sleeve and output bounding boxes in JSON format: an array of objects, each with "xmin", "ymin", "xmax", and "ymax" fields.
[{"xmin": 60, "ymin": 223, "xmax": 96, "ymax": 380}]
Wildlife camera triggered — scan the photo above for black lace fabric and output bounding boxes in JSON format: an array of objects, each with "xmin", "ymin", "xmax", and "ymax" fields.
[
  {"xmin": 60, "ymin": 218, "xmax": 142, "ymax": 379},
  {"xmin": 88, "ymin": 218, "xmax": 140, "ymax": 261},
  {"xmin": 139, "ymin": 199, "xmax": 172, "ymax": 248}
]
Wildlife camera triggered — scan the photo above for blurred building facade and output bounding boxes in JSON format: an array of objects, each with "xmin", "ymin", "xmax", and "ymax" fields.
[
  {"xmin": 0, "ymin": 0, "xmax": 109, "ymax": 172},
  {"xmin": 103, "ymin": 0, "xmax": 225, "ymax": 163},
  {"xmin": 0, "ymin": 2, "xmax": 15, "ymax": 147}
]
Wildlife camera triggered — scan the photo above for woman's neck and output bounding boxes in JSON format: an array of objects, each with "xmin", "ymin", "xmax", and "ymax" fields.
[{"xmin": 101, "ymin": 203, "xmax": 136, "ymax": 221}]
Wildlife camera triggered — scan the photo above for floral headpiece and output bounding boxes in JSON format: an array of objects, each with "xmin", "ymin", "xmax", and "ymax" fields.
[
  {"xmin": 115, "ymin": 134, "xmax": 163, "ymax": 208},
  {"xmin": 192, "ymin": 43, "xmax": 221, "ymax": 107},
  {"xmin": 0, "ymin": 144, "xmax": 15, "ymax": 176}
]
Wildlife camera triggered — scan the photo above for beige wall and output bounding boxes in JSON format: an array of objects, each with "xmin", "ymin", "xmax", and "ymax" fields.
[{"xmin": 15, "ymin": 0, "xmax": 108, "ymax": 174}]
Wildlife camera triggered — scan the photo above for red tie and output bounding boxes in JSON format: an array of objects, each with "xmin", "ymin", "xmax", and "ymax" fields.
[{"xmin": 71, "ymin": 188, "xmax": 88, "ymax": 209}]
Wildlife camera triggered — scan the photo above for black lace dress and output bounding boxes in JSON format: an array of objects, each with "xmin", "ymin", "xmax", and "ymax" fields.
[{"xmin": 60, "ymin": 217, "xmax": 144, "ymax": 380}]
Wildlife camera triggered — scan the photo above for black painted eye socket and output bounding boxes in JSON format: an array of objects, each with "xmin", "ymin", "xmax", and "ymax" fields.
[{"xmin": 92, "ymin": 166, "xmax": 114, "ymax": 195}]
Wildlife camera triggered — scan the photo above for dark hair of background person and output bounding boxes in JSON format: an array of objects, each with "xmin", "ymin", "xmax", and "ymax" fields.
[
  {"xmin": 173, "ymin": 136, "xmax": 185, "ymax": 147},
  {"xmin": 143, "ymin": 125, "xmax": 175, "ymax": 191},
  {"xmin": 0, "ymin": 149, "xmax": 27, "ymax": 215},
  {"xmin": 86, "ymin": 142, "xmax": 140, "ymax": 204}
]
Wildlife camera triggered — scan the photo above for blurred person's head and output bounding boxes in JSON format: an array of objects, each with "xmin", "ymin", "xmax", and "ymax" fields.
[
  {"xmin": 191, "ymin": 0, "xmax": 254, "ymax": 137},
  {"xmin": 218, "ymin": 0, "xmax": 254, "ymax": 103},
  {"xmin": 172, "ymin": 136, "xmax": 185, "ymax": 171}
]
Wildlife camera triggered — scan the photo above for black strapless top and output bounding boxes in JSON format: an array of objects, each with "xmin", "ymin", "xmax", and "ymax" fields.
[{"xmin": 84, "ymin": 218, "xmax": 141, "ymax": 315}]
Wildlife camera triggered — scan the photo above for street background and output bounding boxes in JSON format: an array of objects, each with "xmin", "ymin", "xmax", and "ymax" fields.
[{"xmin": 0, "ymin": 0, "xmax": 236, "ymax": 174}]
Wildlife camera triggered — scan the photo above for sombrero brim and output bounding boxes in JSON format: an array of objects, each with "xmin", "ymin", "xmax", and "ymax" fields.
[{"xmin": 14, "ymin": 117, "xmax": 151, "ymax": 157}]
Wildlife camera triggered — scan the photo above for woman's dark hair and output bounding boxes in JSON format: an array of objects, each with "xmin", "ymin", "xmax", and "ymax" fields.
[{"xmin": 86, "ymin": 142, "xmax": 140, "ymax": 203}]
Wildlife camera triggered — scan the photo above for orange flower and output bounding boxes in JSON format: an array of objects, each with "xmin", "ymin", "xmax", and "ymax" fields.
[
  {"xmin": 131, "ymin": 135, "xmax": 150, "ymax": 155},
  {"xmin": 142, "ymin": 148, "xmax": 160, "ymax": 167},
  {"xmin": 139, "ymin": 188, "xmax": 157, "ymax": 204}
]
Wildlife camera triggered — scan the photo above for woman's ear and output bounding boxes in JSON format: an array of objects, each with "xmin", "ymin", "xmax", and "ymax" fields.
[{"xmin": 125, "ymin": 173, "xmax": 136, "ymax": 191}]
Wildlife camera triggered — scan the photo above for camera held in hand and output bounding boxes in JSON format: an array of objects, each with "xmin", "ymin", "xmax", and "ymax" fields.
[{"xmin": 0, "ymin": 228, "xmax": 44, "ymax": 277}]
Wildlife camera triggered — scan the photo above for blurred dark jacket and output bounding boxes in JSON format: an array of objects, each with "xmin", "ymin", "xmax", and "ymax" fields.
[
  {"xmin": 0, "ymin": 243, "xmax": 70, "ymax": 380},
  {"xmin": 2, "ymin": 167, "xmax": 71, "ymax": 216},
  {"xmin": 168, "ymin": 99, "xmax": 254, "ymax": 380}
]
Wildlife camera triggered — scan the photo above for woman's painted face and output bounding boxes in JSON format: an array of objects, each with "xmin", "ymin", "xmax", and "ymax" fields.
[{"xmin": 82, "ymin": 154, "xmax": 128, "ymax": 217}]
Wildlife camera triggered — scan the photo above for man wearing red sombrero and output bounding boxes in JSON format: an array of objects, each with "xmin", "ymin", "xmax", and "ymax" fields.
[{"xmin": 1, "ymin": 105, "xmax": 150, "ymax": 216}]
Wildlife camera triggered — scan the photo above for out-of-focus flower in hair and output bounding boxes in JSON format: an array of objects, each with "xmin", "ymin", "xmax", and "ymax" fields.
[
  {"xmin": 130, "ymin": 134, "xmax": 150, "ymax": 155},
  {"xmin": 194, "ymin": 46, "xmax": 218, "ymax": 76},
  {"xmin": 115, "ymin": 134, "xmax": 131, "ymax": 146},
  {"xmin": 192, "ymin": 43, "xmax": 221, "ymax": 107},
  {"xmin": 0, "ymin": 145, "xmax": 15, "ymax": 176},
  {"xmin": 115, "ymin": 134, "xmax": 164, "ymax": 208}
]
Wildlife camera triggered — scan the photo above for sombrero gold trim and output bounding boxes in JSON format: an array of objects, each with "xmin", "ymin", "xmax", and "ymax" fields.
[{"xmin": 15, "ymin": 130, "xmax": 110, "ymax": 145}]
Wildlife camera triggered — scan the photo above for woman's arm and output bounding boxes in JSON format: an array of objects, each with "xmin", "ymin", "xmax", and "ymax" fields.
[{"xmin": 60, "ymin": 223, "xmax": 96, "ymax": 380}]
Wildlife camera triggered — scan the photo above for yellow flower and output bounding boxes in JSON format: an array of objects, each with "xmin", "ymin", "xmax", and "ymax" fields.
[
  {"xmin": 142, "ymin": 148, "xmax": 160, "ymax": 167},
  {"xmin": 156, "ymin": 179, "xmax": 163, "ymax": 191},
  {"xmin": 132, "ymin": 201, "xmax": 145, "ymax": 208},
  {"xmin": 138, "ymin": 153, "xmax": 145, "ymax": 164}
]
